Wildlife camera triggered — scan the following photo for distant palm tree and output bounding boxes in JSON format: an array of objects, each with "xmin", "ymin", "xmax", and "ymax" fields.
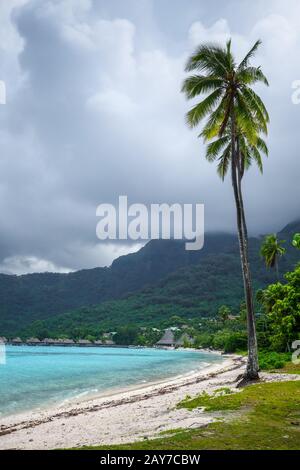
[
  {"xmin": 260, "ymin": 234, "xmax": 286, "ymax": 279},
  {"xmin": 292, "ymin": 233, "xmax": 300, "ymax": 250},
  {"xmin": 182, "ymin": 39, "xmax": 269, "ymax": 381}
]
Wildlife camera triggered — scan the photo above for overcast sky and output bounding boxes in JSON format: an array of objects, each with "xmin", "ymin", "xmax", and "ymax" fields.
[{"xmin": 0, "ymin": 0, "xmax": 299, "ymax": 274}]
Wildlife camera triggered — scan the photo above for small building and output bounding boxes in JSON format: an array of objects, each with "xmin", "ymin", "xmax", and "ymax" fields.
[
  {"xmin": 156, "ymin": 329, "xmax": 176, "ymax": 347},
  {"xmin": 0, "ymin": 337, "xmax": 7, "ymax": 344},
  {"xmin": 228, "ymin": 315, "xmax": 238, "ymax": 321},
  {"xmin": 94, "ymin": 340, "xmax": 103, "ymax": 345},
  {"xmin": 77, "ymin": 339, "xmax": 92, "ymax": 346},
  {"xmin": 11, "ymin": 337, "xmax": 22, "ymax": 345},
  {"xmin": 175, "ymin": 333, "xmax": 195, "ymax": 347},
  {"xmin": 26, "ymin": 337, "xmax": 40, "ymax": 345},
  {"xmin": 104, "ymin": 339, "xmax": 115, "ymax": 346},
  {"xmin": 41, "ymin": 338, "xmax": 56, "ymax": 345},
  {"xmin": 60, "ymin": 339, "xmax": 75, "ymax": 345}
]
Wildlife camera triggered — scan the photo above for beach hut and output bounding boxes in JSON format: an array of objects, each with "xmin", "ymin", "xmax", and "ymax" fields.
[
  {"xmin": 175, "ymin": 333, "xmax": 195, "ymax": 347},
  {"xmin": 41, "ymin": 338, "xmax": 55, "ymax": 345},
  {"xmin": 0, "ymin": 337, "xmax": 7, "ymax": 344},
  {"xmin": 11, "ymin": 337, "xmax": 23, "ymax": 345},
  {"xmin": 104, "ymin": 339, "xmax": 115, "ymax": 346},
  {"xmin": 156, "ymin": 329, "xmax": 176, "ymax": 347},
  {"xmin": 60, "ymin": 339, "xmax": 75, "ymax": 345},
  {"xmin": 26, "ymin": 337, "xmax": 41, "ymax": 345},
  {"xmin": 94, "ymin": 340, "xmax": 103, "ymax": 345},
  {"xmin": 77, "ymin": 339, "xmax": 92, "ymax": 346}
]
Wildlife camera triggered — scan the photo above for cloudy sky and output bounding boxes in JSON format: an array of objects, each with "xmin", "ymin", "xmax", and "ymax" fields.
[{"xmin": 0, "ymin": 0, "xmax": 299, "ymax": 274}]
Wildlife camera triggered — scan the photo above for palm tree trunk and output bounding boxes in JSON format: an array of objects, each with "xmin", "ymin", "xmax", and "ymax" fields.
[
  {"xmin": 231, "ymin": 109, "xmax": 259, "ymax": 381},
  {"xmin": 275, "ymin": 259, "xmax": 279, "ymax": 281}
]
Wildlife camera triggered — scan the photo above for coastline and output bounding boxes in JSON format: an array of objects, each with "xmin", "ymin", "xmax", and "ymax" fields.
[
  {"xmin": 0, "ymin": 354, "xmax": 245, "ymax": 449},
  {"xmin": 0, "ymin": 347, "xmax": 225, "ymax": 421},
  {"xmin": 1, "ymin": 353, "xmax": 298, "ymax": 450}
]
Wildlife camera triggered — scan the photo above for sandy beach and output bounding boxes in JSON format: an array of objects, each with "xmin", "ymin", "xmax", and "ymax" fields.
[{"xmin": 0, "ymin": 354, "xmax": 299, "ymax": 450}]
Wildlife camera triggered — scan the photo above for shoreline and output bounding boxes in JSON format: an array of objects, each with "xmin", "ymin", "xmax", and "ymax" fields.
[
  {"xmin": 0, "ymin": 348, "xmax": 225, "ymax": 423},
  {"xmin": 1, "ymin": 346, "xmax": 224, "ymax": 420},
  {"xmin": 0, "ymin": 354, "xmax": 246, "ymax": 449}
]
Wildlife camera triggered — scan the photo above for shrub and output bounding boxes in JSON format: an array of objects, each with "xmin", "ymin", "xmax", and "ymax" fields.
[
  {"xmin": 258, "ymin": 351, "xmax": 291, "ymax": 370},
  {"xmin": 223, "ymin": 332, "xmax": 247, "ymax": 353},
  {"xmin": 194, "ymin": 333, "xmax": 213, "ymax": 349},
  {"xmin": 211, "ymin": 330, "xmax": 247, "ymax": 353}
]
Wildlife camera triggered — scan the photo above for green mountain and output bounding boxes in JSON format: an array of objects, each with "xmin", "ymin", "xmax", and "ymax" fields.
[{"xmin": 1, "ymin": 220, "xmax": 299, "ymax": 337}]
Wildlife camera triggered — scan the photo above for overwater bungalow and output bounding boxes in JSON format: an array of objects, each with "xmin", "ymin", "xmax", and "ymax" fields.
[
  {"xmin": 40, "ymin": 338, "xmax": 55, "ymax": 345},
  {"xmin": 55, "ymin": 338, "xmax": 75, "ymax": 346},
  {"xmin": 77, "ymin": 339, "xmax": 92, "ymax": 346},
  {"xmin": 11, "ymin": 337, "xmax": 23, "ymax": 345},
  {"xmin": 59, "ymin": 338, "xmax": 75, "ymax": 345},
  {"xmin": 26, "ymin": 337, "xmax": 41, "ymax": 345},
  {"xmin": 156, "ymin": 329, "xmax": 176, "ymax": 347}
]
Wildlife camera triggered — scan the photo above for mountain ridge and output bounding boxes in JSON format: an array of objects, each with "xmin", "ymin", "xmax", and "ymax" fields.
[{"xmin": 0, "ymin": 220, "xmax": 299, "ymax": 336}]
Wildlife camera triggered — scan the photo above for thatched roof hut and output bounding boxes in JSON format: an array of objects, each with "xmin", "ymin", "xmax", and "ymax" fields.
[
  {"xmin": 26, "ymin": 337, "xmax": 41, "ymax": 344},
  {"xmin": 59, "ymin": 339, "xmax": 75, "ymax": 345},
  {"xmin": 41, "ymin": 338, "xmax": 56, "ymax": 344},
  {"xmin": 175, "ymin": 333, "xmax": 194, "ymax": 347},
  {"xmin": 55, "ymin": 338, "xmax": 74, "ymax": 346},
  {"xmin": 104, "ymin": 339, "xmax": 115, "ymax": 345},
  {"xmin": 77, "ymin": 339, "xmax": 92, "ymax": 345},
  {"xmin": 156, "ymin": 329, "xmax": 176, "ymax": 347},
  {"xmin": 11, "ymin": 337, "xmax": 22, "ymax": 344},
  {"xmin": 94, "ymin": 340, "xmax": 103, "ymax": 345}
]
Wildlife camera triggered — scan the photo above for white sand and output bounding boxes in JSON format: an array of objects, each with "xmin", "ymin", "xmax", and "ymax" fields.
[{"xmin": 0, "ymin": 354, "xmax": 298, "ymax": 450}]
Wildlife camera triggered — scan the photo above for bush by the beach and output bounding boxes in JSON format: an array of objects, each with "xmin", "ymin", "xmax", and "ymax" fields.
[
  {"xmin": 211, "ymin": 330, "xmax": 247, "ymax": 353},
  {"xmin": 258, "ymin": 351, "xmax": 291, "ymax": 370}
]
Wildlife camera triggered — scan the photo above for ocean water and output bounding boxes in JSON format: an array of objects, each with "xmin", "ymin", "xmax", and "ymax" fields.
[{"xmin": 0, "ymin": 345, "xmax": 224, "ymax": 417}]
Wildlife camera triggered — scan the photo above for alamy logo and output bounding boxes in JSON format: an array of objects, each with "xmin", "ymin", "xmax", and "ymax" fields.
[
  {"xmin": 291, "ymin": 80, "xmax": 300, "ymax": 105},
  {"xmin": 292, "ymin": 340, "xmax": 300, "ymax": 365},
  {"xmin": 96, "ymin": 196, "xmax": 204, "ymax": 250},
  {"xmin": 0, "ymin": 80, "xmax": 6, "ymax": 104}
]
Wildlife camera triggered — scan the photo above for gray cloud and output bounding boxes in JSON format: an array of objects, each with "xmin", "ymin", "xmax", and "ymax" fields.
[{"xmin": 0, "ymin": 0, "xmax": 299, "ymax": 274}]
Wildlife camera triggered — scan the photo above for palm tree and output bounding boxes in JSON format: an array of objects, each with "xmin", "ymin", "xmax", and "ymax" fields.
[
  {"xmin": 292, "ymin": 233, "xmax": 300, "ymax": 250},
  {"xmin": 182, "ymin": 39, "xmax": 269, "ymax": 381},
  {"xmin": 260, "ymin": 234, "xmax": 286, "ymax": 279}
]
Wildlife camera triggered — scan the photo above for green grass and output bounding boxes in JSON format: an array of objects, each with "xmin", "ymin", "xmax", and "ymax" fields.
[
  {"xmin": 76, "ymin": 381, "xmax": 300, "ymax": 450},
  {"xmin": 272, "ymin": 361, "xmax": 300, "ymax": 375}
]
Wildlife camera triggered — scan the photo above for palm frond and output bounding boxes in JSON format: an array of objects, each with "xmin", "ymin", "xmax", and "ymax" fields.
[
  {"xmin": 200, "ymin": 94, "xmax": 230, "ymax": 140},
  {"xmin": 181, "ymin": 75, "xmax": 223, "ymax": 99},
  {"xmin": 240, "ymin": 87, "xmax": 268, "ymax": 135},
  {"xmin": 238, "ymin": 66, "xmax": 269, "ymax": 86},
  {"xmin": 185, "ymin": 88, "xmax": 223, "ymax": 128},
  {"xmin": 235, "ymin": 93, "xmax": 258, "ymax": 144},
  {"xmin": 184, "ymin": 43, "xmax": 230, "ymax": 77},
  {"xmin": 205, "ymin": 136, "xmax": 230, "ymax": 162},
  {"xmin": 238, "ymin": 40, "xmax": 262, "ymax": 71},
  {"xmin": 250, "ymin": 146, "xmax": 263, "ymax": 173},
  {"xmin": 217, "ymin": 144, "xmax": 231, "ymax": 180},
  {"xmin": 256, "ymin": 136, "xmax": 268, "ymax": 156}
]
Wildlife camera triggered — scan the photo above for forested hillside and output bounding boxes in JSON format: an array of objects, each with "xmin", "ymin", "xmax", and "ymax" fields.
[{"xmin": 2, "ymin": 221, "xmax": 299, "ymax": 338}]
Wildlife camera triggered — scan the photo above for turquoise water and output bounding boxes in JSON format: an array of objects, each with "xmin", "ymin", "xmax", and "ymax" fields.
[{"xmin": 0, "ymin": 345, "xmax": 223, "ymax": 417}]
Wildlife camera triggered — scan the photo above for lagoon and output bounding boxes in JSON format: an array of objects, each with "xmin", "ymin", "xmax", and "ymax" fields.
[{"xmin": 0, "ymin": 345, "xmax": 224, "ymax": 417}]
